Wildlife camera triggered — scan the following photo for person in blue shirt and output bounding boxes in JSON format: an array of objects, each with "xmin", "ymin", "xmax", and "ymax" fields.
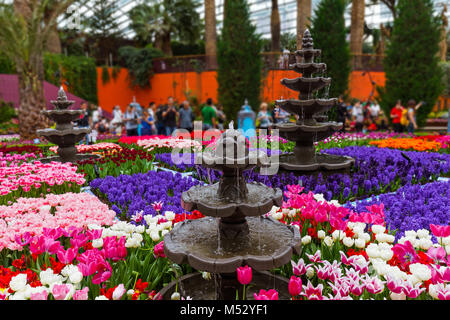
[{"xmin": 140, "ymin": 109, "xmax": 155, "ymax": 136}]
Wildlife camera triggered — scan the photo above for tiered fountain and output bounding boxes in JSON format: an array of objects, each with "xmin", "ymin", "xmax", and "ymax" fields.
[
  {"xmin": 37, "ymin": 87, "xmax": 99, "ymax": 163},
  {"xmin": 273, "ymin": 29, "xmax": 354, "ymax": 172},
  {"xmin": 160, "ymin": 125, "xmax": 302, "ymax": 300}
]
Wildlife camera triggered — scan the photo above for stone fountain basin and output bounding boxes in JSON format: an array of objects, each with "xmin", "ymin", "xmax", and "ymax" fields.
[
  {"xmin": 281, "ymin": 77, "xmax": 331, "ymax": 93},
  {"xmin": 199, "ymin": 151, "xmax": 270, "ymax": 171},
  {"xmin": 163, "ymin": 216, "xmax": 301, "ymax": 274},
  {"xmin": 181, "ymin": 182, "xmax": 283, "ymax": 217},
  {"xmin": 41, "ymin": 109, "xmax": 82, "ymax": 124},
  {"xmin": 37, "ymin": 128, "xmax": 91, "ymax": 147},
  {"xmin": 273, "ymin": 122, "xmax": 342, "ymax": 143},
  {"xmin": 157, "ymin": 271, "xmax": 293, "ymax": 300},
  {"xmin": 275, "ymin": 98, "xmax": 337, "ymax": 119},
  {"xmin": 277, "ymin": 153, "xmax": 355, "ymax": 172}
]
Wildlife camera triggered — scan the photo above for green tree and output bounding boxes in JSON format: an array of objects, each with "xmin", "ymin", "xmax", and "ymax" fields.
[
  {"xmin": 310, "ymin": 0, "xmax": 351, "ymax": 99},
  {"xmin": 128, "ymin": 0, "xmax": 203, "ymax": 56},
  {"xmin": 217, "ymin": 0, "xmax": 263, "ymax": 122},
  {"xmin": 84, "ymin": 0, "xmax": 123, "ymax": 64},
  {"xmin": 377, "ymin": 0, "xmax": 443, "ymax": 127}
]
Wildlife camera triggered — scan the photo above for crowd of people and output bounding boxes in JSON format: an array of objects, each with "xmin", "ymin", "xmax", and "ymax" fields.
[
  {"xmin": 74, "ymin": 95, "xmax": 424, "ymax": 144},
  {"xmin": 74, "ymin": 97, "xmax": 227, "ymax": 144}
]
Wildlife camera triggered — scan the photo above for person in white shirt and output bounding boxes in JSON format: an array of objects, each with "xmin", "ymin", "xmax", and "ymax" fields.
[{"xmin": 111, "ymin": 105, "xmax": 123, "ymax": 135}]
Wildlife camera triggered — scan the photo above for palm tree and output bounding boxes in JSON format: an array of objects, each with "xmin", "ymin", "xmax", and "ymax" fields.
[
  {"xmin": 296, "ymin": 0, "xmax": 312, "ymax": 49},
  {"xmin": 204, "ymin": 0, "xmax": 217, "ymax": 69},
  {"xmin": 350, "ymin": 0, "xmax": 365, "ymax": 69},
  {"xmin": 0, "ymin": 0, "xmax": 75, "ymax": 139},
  {"xmin": 128, "ymin": 0, "xmax": 202, "ymax": 57}
]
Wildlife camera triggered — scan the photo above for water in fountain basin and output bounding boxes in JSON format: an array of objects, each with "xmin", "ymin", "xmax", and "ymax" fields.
[{"xmin": 169, "ymin": 217, "xmax": 295, "ymax": 259}]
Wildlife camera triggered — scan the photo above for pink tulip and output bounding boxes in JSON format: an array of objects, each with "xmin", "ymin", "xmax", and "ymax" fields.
[
  {"xmin": 430, "ymin": 224, "xmax": 450, "ymax": 238},
  {"xmin": 436, "ymin": 287, "xmax": 450, "ymax": 300},
  {"xmin": 57, "ymin": 247, "xmax": 78, "ymax": 264},
  {"xmin": 73, "ymin": 287, "xmax": 89, "ymax": 300},
  {"xmin": 253, "ymin": 289, "xmax": 278, "ymax": 300},
  {"xmin": 386, "ymin": 275, "xmax": 404, "ymax": 294},
  {"xmin": 236, "ymin": 265, "xmax": 252, "ymax": 285},
  {"xmin": 52, "ymin": 284, "xmax": 71, "ymax": 300},
  {"xmin": 288, "ymin": 276, "xmax": 302, "ymax": 297},
  {"xmin": 302, "ymin": 281, "xmax": 324, "ymax": 300},
  {"xmin": 86, "ymin": 229, "xmax": 103, "ymax": 240},
  {"xmin": 153, "ymin": 241, "xmax": 166, "ymax": 258},
  {"xmin": 402, "ymin": 282, "xmax": 425, "ymax": 299},
  {"xmin": 306, "ymin": 251, "xmax": 322, "ymax": 263},
  {"xmin": 364, "ymin": 277, "xmax": 385, "ymax": 295},
  {"xmin": 427, "ymin": 247, "xmax": 447, "ymax": 264},
  {"xmin": 112, "ymin": 284, "xmax": 126, "ymax": 300},
  {"xmin": 291, "ymin": 258, "xmax": 309, "ymax": 276},
  {"xmin": 30, "ymin": 290, "xmax": 48, "ymax": 300}
]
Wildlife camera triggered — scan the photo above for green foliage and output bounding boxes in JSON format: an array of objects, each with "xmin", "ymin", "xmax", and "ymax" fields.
[
  {"xmin": 128, "ymin": 0, "xmax": 203, "ymax": 49},
  {"xmin": 217, "ymin": 0, "xmax": 263, "ymax": 122},
  {"xmin": 171, "ymin": 40, "xmax": 205, "ymax": 56},
  {"xmin": 101, "ymin": 65, "xmax": 110, "ymax": 84},
  {"xmin": 310, "ymin": 0, "xmax": 351, "ymax": 99},
  {"xmin": 439, "ymin": 61, "xmax": 450, "ymax": 97},
  {"xmin": 378, "ymin": 0, "xmax": 443, "ymax": 127},
  {"xmin": 118, "ymin": 45, "xmax": 164, "ymax": 89},
  {"xmin": 44, "ymin": 53, "xmax": 98, "ymax": 104},
  {"xmin": 0, "ymin": 53, "xmax": 14, "ymax": 74},
  {"xmin": 280, "ymin": 32, "xmax": 297, "ymax": 52},
  {"xmin": 0, "ymin": 100, "xmax": 16, "ymax": 124}
]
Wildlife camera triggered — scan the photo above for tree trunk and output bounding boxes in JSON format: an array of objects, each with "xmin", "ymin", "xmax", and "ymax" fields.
[
  {"xmin": 17, "ymin": 70, "xmax": 48, "ymax": 139},
  {"xmin": 350, "ymin": 0, "xmax": 365, "ymax": 70},
  {"xmin": 205, "ymin": 0, "xmax": 218, "ymax": 69},
  {"xmin": 46, "ymin": 23, "xmax": 62, "ymax": 54},
  {"xmin": 296, "ymin": 0, "xmax": 312, "ymax": 50},
  {"xmin": 271, "ymin": 0, "xmax": 281, "ymax": 52},
  {"xmin": 162, "ymin": 32, "xmax": 172, "ymax": 57}
]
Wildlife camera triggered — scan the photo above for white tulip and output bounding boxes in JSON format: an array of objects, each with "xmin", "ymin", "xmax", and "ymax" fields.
[
  {"xmin": 68, "ymin": 270, "xmax": 83, "ymax": 284},
  {"xmin": 409, "ymin": 263, "xmax": 431, "ymax": 281},
  {"xmin": 135, "ymin": 225, "xmax": 145, "ymax": 234},
  {"xmin": 418, "ymin": 238, "xmax": 433, "ymax": 251},
  {"xmin": 171, "ymin": 292, "xmax": 181, "ymax": 300},
  {"xmin": 361, "ymin": 233, "xmax": 371, "ymax": 243},
  {"xmin": 272, "ymin": 211, "xmax": 283, "ymax": 220},
  {"xmin": 92, "ymin": 238, "xmax": 103, "ymax": 248},
  {"xmin": 202, "ymin": 272, "xmax": 211, "ymax": 280},
  {"xmin": 9, "ymin": 273, "xmax": 27, "ymax": 292},
  {"xmin": 404, "ymin": 230, "xmax": 417, "ymax": 238},
  {"xmin": 343, "ymin": 237, "xmax": 354, "ymax": 247},
  {"xmin": 300, "ymin": 235, "xmax": 310, "ymax": 245},
  {"xmin": 332, "ymin": 230, "xmax": 344, "ymax": 241},
  {"xmin": 416, "ymin": 229, "xmax": 430, "ymax": 239},
  {"xmin": 164, "ymin": 211, "xmax": 176, "ymax": 221},
  {"xmin": 317, "ymin": 230, "xmax": 326, "ymax": 240},
  {"xmin": 150, "ymin": 231, "xmax": 161, "ymax": 242},
  {"xmin": 355, "ymin": 238, "xmax": 366, "ymax": 249},
  {"xmin": 380, "ymin": 249, "xmax": 394, "ymax": 261},
  {"xmin": 95, "ymin": 295, "xmax": 109, "ymax": 300},
  {"xmin": 366, "ymin": 244, "xmax": 379, "ymax": 258},
  {"xmin": 371, "ymin": 225, "xmax": 386, "ymax": 234},
  {"xmin": 306, "ymin": 267, "xmax": 315, "ymax": 278},
  {"xmin": 324, "ymin": 236, "xmax": 334, "ymax": 247},
  {"xmin": 161, "ymin": 229, "xmax": 169, "ymax": 237}
]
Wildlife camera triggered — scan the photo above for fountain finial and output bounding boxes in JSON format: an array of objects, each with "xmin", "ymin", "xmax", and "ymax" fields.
[{"xmin": 228, "ymin": 120, "xmax": 234, "ymax": 130}]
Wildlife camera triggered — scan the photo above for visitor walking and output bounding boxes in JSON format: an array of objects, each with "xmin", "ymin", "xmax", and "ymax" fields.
[
  {"xmin": 406, "ymin": 100, "xmax": 423, "ymax": 134},
  {"xmin": 178, "ymin": 100, "xmax": 194, "ymax": 132},
  {"xmin": 202, "ymin": 98, "xmax": 217, "ymax": 130},
  {"xmin": 162, "ymin": 97, "xmax": 178, "ymax": 136},
  {"xmin": 123, "ymin": 104, "xmax": 140, "ymax": 136},
  {"xmin": 390, "ymin": 100, "xmax": 404, "ymax": 133},
  {"xmin": 75, "ymin": 102, "xmax": 91, "ymax": 144},
  {"xmin": 351, "ymin": 100, "xmax": 364, "ymax": 132},
  {"xmin": 257, "ymin": 102, "xmax": 273, "ymax": 129}
]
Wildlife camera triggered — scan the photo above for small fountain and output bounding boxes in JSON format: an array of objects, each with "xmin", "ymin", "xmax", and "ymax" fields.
[
  {"xmin": 160, "ymin": 124, "xmax": 302, "ymax": 300},
  {"xmin": 273, "ymin": 29, "xmax": 354, "ymax": 172},
  {"xmin": 36, "ymin": 87, "xmax": 99, "ymax": 163}
]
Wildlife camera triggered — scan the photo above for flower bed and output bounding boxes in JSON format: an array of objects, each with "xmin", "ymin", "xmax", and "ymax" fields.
[
  {"xmin": 76, "ymin": 147, "xmax": 154, "ymax": 182},
  {"xmin": 190, "ymin": 146, "xmax": 450, "ymax": 203},
  {"xmin": 89, "ymin": 171, "xmax": 202, "ymax": 221},
  {"xmin": 369, "ymin": 138, "xmax": 444, "ymax": 152},
  {"xmin": 0, "ymin": 161, "xmax": 85, "ymax": 204},
  {"xmin": 0, "ymin": 192, "xmax": 116, "ymax": 251},
  {"xmin": 0, "ymin": 152, "xmax": 38, "ymax": 167},
  {"xmin": 345, "ymin": 180, "xmax": 450, "ymax": 241},
  {"xmin": 49, "ymin": 142, "xmax": 122, "ymax": 154},
  {"xmin": 0, "ymin": 145, "xmax": 43, "ymax": 156}
]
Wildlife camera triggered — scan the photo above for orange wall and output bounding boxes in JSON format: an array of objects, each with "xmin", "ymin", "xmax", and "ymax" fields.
[{"xmin": 97, "ymin": 67, "xmax": 387, "ymax": 113}]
